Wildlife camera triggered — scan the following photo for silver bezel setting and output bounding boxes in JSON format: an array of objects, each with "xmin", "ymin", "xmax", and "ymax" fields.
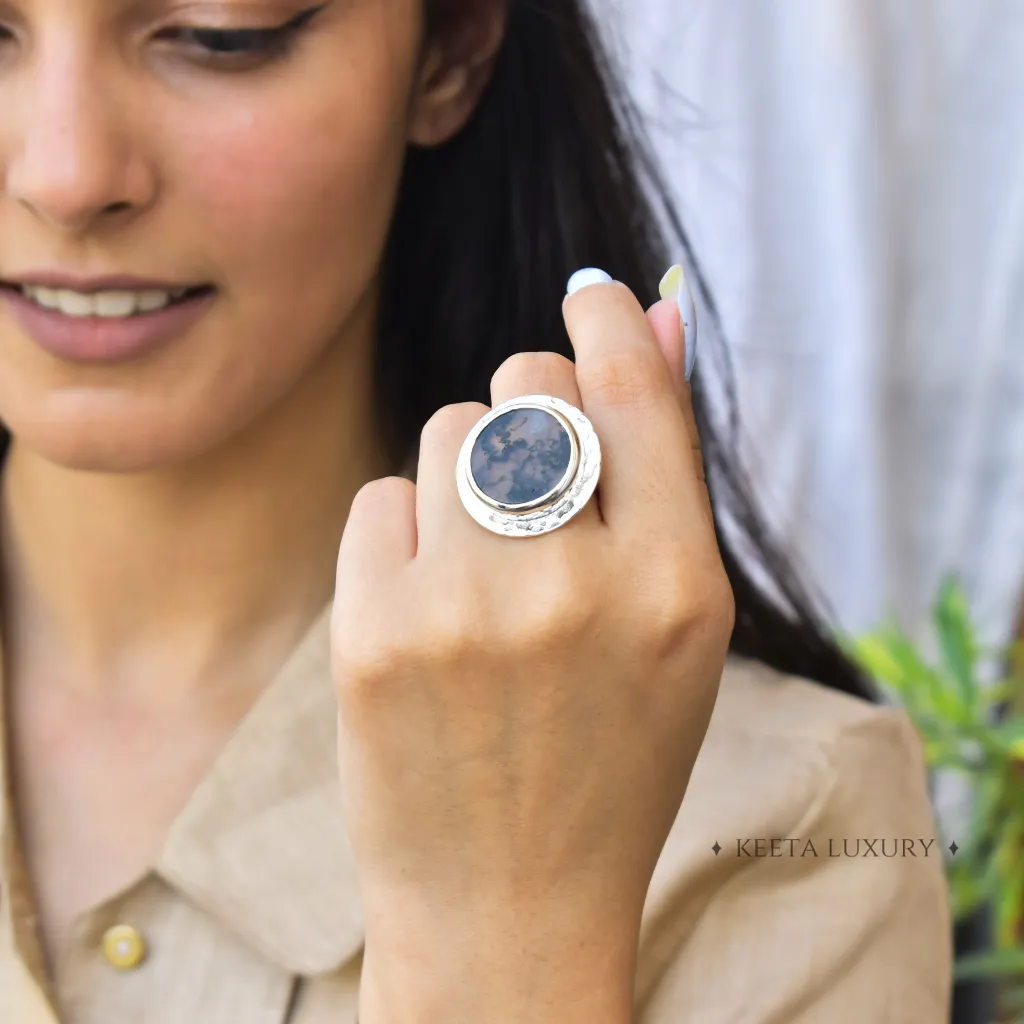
[{"xmin": 456, "ymin": 394, "xmax": 602, "ymax": 538}]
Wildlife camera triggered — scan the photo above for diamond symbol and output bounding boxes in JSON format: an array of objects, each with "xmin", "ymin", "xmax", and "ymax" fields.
[
  {"xmin": 949, "ymin": 841, "xmax": 959, "ymax": 856},
  {"xmin": 712, "ymin": 842, "xmax": 722, "ymax": 855}
]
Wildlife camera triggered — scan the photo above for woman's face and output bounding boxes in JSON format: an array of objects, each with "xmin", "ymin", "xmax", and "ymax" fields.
[{"xmin": 0, "ymin": 1, "xmax": 498, "ymax": 471}]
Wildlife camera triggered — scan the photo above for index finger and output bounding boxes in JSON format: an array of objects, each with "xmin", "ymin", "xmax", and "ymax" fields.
[{"xmin": 561, "ymin": 270, "xmax": 711, "ymax": 544}]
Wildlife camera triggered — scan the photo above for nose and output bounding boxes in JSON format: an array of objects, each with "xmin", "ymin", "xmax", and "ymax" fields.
[{"xmin": 3, "ymin": 41, "xmax": 158, "ymax": 235}]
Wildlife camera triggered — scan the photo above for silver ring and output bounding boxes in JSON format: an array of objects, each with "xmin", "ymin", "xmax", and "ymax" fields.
[{"xmin": 456, "ymin": 394, "xmax": 602, "ymax": 538}]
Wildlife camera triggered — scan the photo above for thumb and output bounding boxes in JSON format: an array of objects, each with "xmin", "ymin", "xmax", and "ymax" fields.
[
  {"xmin": 646, "ymin": 265, "xmax": 705, "ymax": 486},
  {"xmin": 647, "ymin": 263, "xmax": 698, "ymax": 393},
  {"xmin": 646, "ymin": 296, "xmax": 686, "ymax": 396}
]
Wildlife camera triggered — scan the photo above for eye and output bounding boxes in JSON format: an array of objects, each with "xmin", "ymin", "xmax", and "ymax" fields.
[{"xmin": 162, "ymin": 4, "xmax": 326, "ymax": 67}]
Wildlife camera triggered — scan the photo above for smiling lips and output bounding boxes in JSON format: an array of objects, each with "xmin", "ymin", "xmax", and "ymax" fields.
[
  {"xmin": 0, "ymin": 281, "xmax": 217, "ymax": 363},
  {"xmin": 16, "ymin": 282, "xmax": 196, "ymax": 318}
]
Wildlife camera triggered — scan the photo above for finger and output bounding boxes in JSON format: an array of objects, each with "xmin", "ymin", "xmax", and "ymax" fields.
[
  {"xmin": 645, "ymin": 296, "xmax": 707, "ymax": 490},
  {"xmin": 487, "ymin": 350, "xmax": 602, "ymax": 526},
  {"xmin": 335, "ymin": 475, "xmax": 417, "ymax": 609},
  {"xmin": 561, "ymin": 271, "xmax": 707, "ymax": 543},
  {"xmin": 490, "ymin": 349, "xmax": 584, "ymax": 411},
  {"xmin": 414, "ymin": 402, "xmax": 494, "ymax": 554}
]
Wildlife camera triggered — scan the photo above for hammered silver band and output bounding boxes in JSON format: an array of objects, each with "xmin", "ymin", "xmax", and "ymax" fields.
[{"xmin": 456, "ymin": 394, "xmax": 602, "ymax": 538}]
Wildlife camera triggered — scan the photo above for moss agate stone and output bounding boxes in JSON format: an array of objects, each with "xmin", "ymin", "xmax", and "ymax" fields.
[{"xmin": 470, "ymin": 407, "xmax": 573, "ymax": 506}]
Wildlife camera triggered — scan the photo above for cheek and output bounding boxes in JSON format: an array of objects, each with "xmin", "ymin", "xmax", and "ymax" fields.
[{"xmin": 175, "ymin": 90, "xmax": 407, "ymax": 302}]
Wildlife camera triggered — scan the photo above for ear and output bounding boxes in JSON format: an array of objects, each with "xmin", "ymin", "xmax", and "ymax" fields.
[{"xmin": 408, "ymin": 0, "xmax": 509, "ymax": 148}]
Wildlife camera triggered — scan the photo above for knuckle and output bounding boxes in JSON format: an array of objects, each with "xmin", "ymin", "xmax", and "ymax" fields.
[
  {"xmin": 579, "ymin": 348, "xmax": 667, "ymax": 409},
  {"xmin": 335, "ymin": 603, "xmax": 482, "ymax": 694},
  {"xmin": 425, "ymin": 608, "xmax": 485, "ymax": 664},
  {"xmin": 415, "ymin": 571, "xmax": 493, "ymax": 660},
  {"xmin": 421, "ymin": 402, "xmax": 486, "ymax": 447},
  {"xmin": 350, "ymin": 474, "xmax": 410, "ymax": 513},
  {"xmin": 492, "ymin": 350, "xmax": 575, "ymax": 390},
  {"xmin": 331, "ymin": 585, "xmax": 418, "ymax": 692},
  {"xmin": 682, "ymin": 569, "xmax": 735, "ymax": 628},
  {"xmin": 515, "ymin": 555, "xmax": 599, "ymax": 645},
  {"xmin": 524, "ymin": 588, "xmax": 597, "ymax": 647},
  {"xmin": 713, "ymin": 575, "xmax": 738, "ymax": 636},
  {"xmin": 685, "ymin": 572, "xmax": 737, "ymax": 647},
  {"xmin": 633, "ymin": 561, "xmax": 735, "ymax": 647},
  {"xmin": 332, "ymin": 620, "xmax": 407, "ymax": 692}
]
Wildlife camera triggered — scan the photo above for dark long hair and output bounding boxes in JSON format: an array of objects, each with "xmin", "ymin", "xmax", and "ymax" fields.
[
  {"xmin": 0, "ymin": 0, "xmax": 875, "ymax": 701},
  {"xmin": 375, "ymin": 0, "xmax": 877, "ymax": 700}
]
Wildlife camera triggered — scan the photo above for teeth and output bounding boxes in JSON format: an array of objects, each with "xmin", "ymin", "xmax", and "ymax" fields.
[{"xmin": 19, "ymin": 285, "xmax": 192, "ymax": 318}]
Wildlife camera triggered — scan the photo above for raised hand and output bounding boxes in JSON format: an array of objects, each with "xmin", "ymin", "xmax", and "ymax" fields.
[{"xmin": 330, "ymin": 267, "xmax": 735, "ymax": 1024}]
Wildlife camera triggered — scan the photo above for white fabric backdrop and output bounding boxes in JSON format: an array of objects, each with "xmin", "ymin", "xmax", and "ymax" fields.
[{"xmin": 589, "ymin": 0, "xmax": 1024, "ymax": 665}]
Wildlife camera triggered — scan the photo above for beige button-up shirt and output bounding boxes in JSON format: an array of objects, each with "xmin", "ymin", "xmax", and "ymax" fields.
[{"xmin": 0, "ymin": 601, "xmax": 953, "ymax": 1022}]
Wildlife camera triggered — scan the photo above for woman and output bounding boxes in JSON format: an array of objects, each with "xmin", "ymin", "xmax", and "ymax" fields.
[{"xmin": 0, "ymin": 1, "xmax": 950, "ymax": 1022}]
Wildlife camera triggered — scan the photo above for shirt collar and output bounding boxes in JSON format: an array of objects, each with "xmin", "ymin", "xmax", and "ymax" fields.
[
  {"xmin": 154, "ymin": 598, "xmax": 366, "ymax": 976},
  {"xmin": 0, "ymin": 591, "xmax": 364, "ymax": 980}
]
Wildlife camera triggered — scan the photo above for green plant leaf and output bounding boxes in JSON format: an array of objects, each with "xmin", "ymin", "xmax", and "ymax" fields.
[
  {"xmin": 954, "ymin": 947, "xmax": 1024, "ymax": 981},
  {"xmin": 992, "ymin": 809, "xmax": 1024, "ymax": 949},
  {"xmin": 923, "ymin": 739, "xmax": 986, "ymax": 771},
  {"xmin": 846, "ymin": 633, "xmax": 907, "ymax": 689},
  {"xmin": 882, "ymin": 623, "xmax": 976, "ymax": 724},
  {"xmin": 932, "ymin": 576, "xmax": 981, "ymax": 712},
  {"xmin": 849, "ymin": 591, "xmax": 1024, "ymax": 962},
  {"xmin": 948, "ymin": 871, "xmax": 974, "ymax": 917},
  {"xmin": 993, "ymin": 718, "xmax": 1024, "ymax": 759},
  {"xmin": 997, "ymin": 855, "xmax": 1024, "ymax": 948},
  {"xmin": 969, "ymin": 773, "xmax": 1007, "ymax": 851},
  {"xmin": 981, "ymin": 680, "xmax": 1021, "ymax": 708}
]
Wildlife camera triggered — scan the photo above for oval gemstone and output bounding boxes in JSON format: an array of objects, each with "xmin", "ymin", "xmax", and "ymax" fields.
[{"xmin": 470, "ymin": 407, "xmax": 573, "ymax": 506}]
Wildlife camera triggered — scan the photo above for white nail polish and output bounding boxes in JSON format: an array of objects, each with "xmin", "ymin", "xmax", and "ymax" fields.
[
  {"xmin": 566, "ymin": 268, "xmax": 613, "ymax": 296},
  {"xmin": 659, "ymin": 264, "xmax": 699, "ymax": 382}
]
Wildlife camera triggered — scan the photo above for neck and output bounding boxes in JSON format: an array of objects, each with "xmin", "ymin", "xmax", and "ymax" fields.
[{"xmin": 0, "ymin": 297, "xmax": 395, "ymax": 701}]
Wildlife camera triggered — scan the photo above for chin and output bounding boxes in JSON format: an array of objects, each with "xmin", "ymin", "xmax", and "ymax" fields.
[
  {"xmin": 3, "ymin": 401, "xmax": 233, "ymax": 475},
  {"xmin": 14, "ymin": 431, "xmax": 203, "ymax": 474}
]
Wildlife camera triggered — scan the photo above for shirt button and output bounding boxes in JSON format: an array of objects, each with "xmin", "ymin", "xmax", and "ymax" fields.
[{"xmin": 102, "ymin": 924, "xmax": 147, "ymax": 970}]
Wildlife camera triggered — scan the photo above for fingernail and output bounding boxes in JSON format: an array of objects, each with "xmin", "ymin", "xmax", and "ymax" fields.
[
  {"xmin": 659, "ymin": 264, "xmax": 698, "ymax": 382},
  {"xmin": 566, "ymin": 267, "xmax": 614, "ymax": 296}
]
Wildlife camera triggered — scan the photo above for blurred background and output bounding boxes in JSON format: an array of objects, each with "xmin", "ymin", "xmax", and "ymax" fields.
[{"xmin": 585, "ymin": 1, "xmax": 1024, "ymax": 1021}]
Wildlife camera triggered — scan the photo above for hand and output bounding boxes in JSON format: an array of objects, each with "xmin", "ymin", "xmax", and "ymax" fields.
[{"xmin": 331, "ymin": 271, "xmax": 735, "ymax": 1024}]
